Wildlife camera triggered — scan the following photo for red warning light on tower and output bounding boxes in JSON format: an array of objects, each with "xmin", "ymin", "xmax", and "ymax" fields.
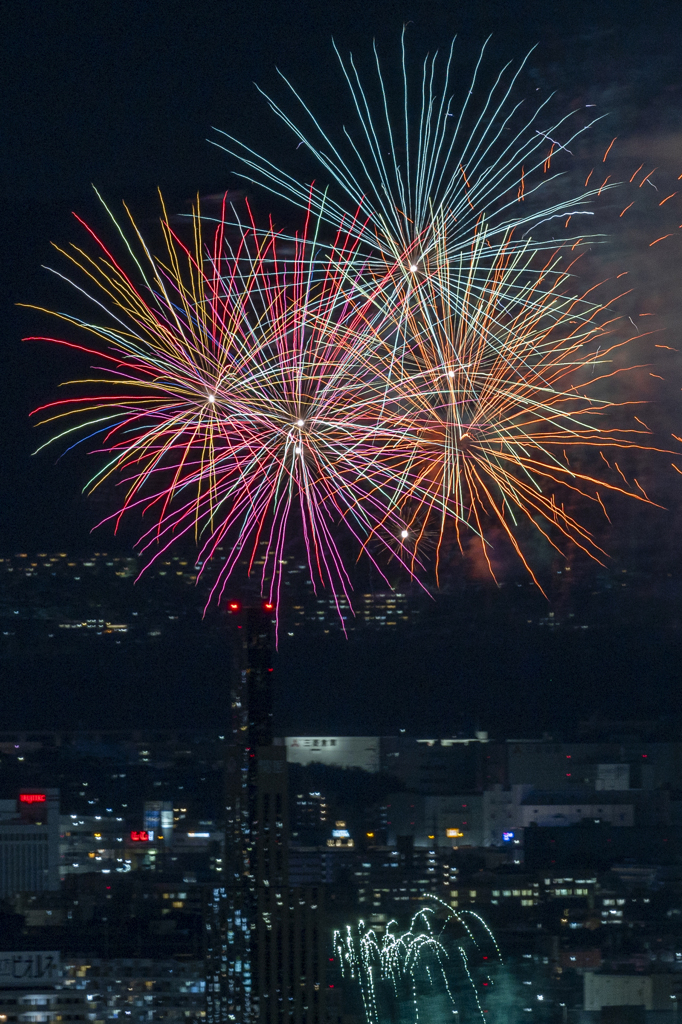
[{"xmin": 228, "ymin": 601, "xmax": 241, "ymax": 612}]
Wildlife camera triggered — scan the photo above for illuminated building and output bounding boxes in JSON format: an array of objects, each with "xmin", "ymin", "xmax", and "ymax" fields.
[
  {"xmin": 59, "ymin": 814, "xmax": 128, "ymax": 877},
  {"xmin": 287, "ymin": 590, "xmax": 416, "ymax": 633},
  {"xmin": 205, "ymin": 601, "xmax": 276, "ymax": 1023},
  {"xmin": 291, "ymin": 791, "xmax": 328, "ymax": 839},
  {"xmin": 0, "ymin": 791, "xmax": 60, "ymax": 897},
  {"xmin": 285, "ymin": 737, "xmax": 380, "ymax": 773},
  {"xmin": 355, "ymin": 845, "xmax": 441, "ymax": 912},
  {"xmin": 59, "ymin": 815, "xmax": 184, "ymax": 877},
  {"xmin": 144, "ymin": 800, "xmax": 175, "ymax": 843},
  {"xmin": 326, "ymin": 821, "xmax": 353, "ymax": 849},
  {"xmin": 384, "ymin": 793, "xmax": 485, "ymax": 848},
  {"xmin": 61, "ymin": 957, "xmax": 206, "ymax": 1022},
  {"xmin": 0, "ymin": 950, "xmax": 89, "ymax": 1024},
  {"xmin": 206, "ymin": 603, "xmax": 327, "ymax": 1024}
]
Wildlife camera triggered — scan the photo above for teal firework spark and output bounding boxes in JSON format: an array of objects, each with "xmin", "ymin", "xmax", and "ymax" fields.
[
  {"xmin": 333, "ymin": 899, "xmax": 503, "ymax": 1024},
  {"xmin": 212, "ymin": 31, "xmax": 613, "ymax": 316}
]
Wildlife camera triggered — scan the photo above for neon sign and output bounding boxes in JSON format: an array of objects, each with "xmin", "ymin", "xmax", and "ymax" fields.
[
  {"xmin": 20, "ymin": 794, "xmax": 46, "ymax": 804},
  {"xmin": 130, "ymin": 830, "xmax": 154, "ymax": 842}
]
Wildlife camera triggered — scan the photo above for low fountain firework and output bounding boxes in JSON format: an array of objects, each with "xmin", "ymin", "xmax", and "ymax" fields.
[{"xmin": 333, "ymin": 900, "xmax": 505, "ymax": 1023}]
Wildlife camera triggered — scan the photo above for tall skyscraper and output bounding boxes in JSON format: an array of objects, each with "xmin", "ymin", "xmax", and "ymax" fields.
[
  {"xmin": 206, "ymin": 603, "xmax": 328, "ymax": 1024},
  {"xmin": 205, "ymin": 602, "xmax": 277, "ymax": 1021}
]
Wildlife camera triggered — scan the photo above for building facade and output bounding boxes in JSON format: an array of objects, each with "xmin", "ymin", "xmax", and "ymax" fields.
[
  {"xmin": 0, "ymin": 791, "xmax": 60, "ymax": 897},
  {"xmin": 206, "ymin": 604, "xmax": 328, "ymax": 1024},
  {"xmin": 0, "ymin": 951, "xmax": 88, "ymax": 1024},
  {"xmin": 61, "ymin": 958, "xmax": 206, "ymax": 1022}
]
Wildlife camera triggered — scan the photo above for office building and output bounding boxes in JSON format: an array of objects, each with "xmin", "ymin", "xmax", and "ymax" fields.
[
  {"xmin": 143, "ymin": 801, "xmax": 175, "ymax": 843},
  {"xmin": 584, "ymin": 973, "xmax": 682, "ymax": 1013},
  {"xmin": 0, "ymin": 791, "xmax": 60, "ymax": 897},
  {"xmin": 61, "ymin": 958, "xmax": 206, "ymax": 1022},
  {"xmin": 384, "ymin": 793, "xmax": 485, "ymax": 848},
  {"xmin": 282, "ymin": 734, "xmax": 503, "ymax": 794},
  {"xmin": 205, "ymin": 601, "xmax": 279, "ymax": 1022},
  {"xmin": 285, "ymin": 737, "xmax": 380, "ymax": 773},
  {"xmin": 206, "ymin": 603, "xmax": 327, "ymax": 1024},
  {"xmin": 0, "ymin": 950, "xmax": 88, "ymax": 1024}
]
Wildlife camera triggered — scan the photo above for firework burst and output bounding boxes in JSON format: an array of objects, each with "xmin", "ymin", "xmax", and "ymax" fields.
[
  {"xmin": 212, "ymin": 30, "xmax": 614, "ymax": 322},
  {"xmin": 29, "ymin": 38, "xmax": 671, "ymax": 621},
  {"xmin": 28, "ymin": 192, "xmax": 422, "ymax": 623},
  {"xmin": 28, "ymin": 188, "xmax": 665, "ymax": 614},
  {"xmin": 360, "ymin": 225, "xmax": 661, "ymax": 586}
]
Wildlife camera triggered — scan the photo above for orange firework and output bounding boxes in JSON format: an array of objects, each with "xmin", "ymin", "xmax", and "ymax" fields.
[{"xmin": 353, "ymin": 214, "xmax": 667, "ymax": 588}]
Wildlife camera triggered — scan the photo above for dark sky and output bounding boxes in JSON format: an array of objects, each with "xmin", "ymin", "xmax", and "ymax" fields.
[{"xmin": 2, "ymin": 0, "xmax": 682, "ymax": 735}]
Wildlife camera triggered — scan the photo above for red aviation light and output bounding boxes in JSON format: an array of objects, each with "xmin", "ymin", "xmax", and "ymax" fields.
[
  {"xmin": 228, "ymin": 601, "xmax": 241, "ymax": 612},
  {"xmin": 20, "ymin": 793, "xmax": 46, "ymax": 803},
  {"xmin": 263, "ymin": 601, "xmax": 274, "ymax": 611}
]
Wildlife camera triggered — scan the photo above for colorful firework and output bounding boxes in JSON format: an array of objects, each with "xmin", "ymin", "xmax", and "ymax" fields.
[
  {"xmin": 27, "ymin": 192, "xmax": 420, "ymax": 622},
  {"xmin": 29, "ymin": 39, "xmax": 670, "ymax": 619},
  {"xmin": 28, "ymin": 188, "xmax": 664, "ymax": 615},
  {"xmin": 207, "ymin": 33, "xmax": 668, "ymax": 588}
]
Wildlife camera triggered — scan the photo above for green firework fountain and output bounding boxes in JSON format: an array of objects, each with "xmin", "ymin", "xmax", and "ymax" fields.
[{"xmin": 334, "ymin": 898, "xmax": 505, "ymax": 1023}]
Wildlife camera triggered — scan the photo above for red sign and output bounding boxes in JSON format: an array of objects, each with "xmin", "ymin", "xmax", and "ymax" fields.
[
  {"xmin": 20, "ymin": 793, "xmax": 46, "ymax": 804},
  {"xmin": 130, "ymin": 830, "xmax": 150, "ymax": 842}
]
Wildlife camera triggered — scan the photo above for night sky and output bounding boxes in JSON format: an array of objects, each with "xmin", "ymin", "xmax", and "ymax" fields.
[{"xmin": 2, "ymin": 0, "xmax": 682, "ymax": 735}]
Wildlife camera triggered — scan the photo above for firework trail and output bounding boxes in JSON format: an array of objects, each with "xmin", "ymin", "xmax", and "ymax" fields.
[{"xmin": 333, "ymin": 899, "xmax": 503, "ymax": 1023}]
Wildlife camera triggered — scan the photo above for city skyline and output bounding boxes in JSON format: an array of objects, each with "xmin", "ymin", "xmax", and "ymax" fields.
[
  {"xmin": 4, "ymin": 4, "xmax": 682, "ymax": 1021},
  {"xmin": 0, "ymin": 717, "xmax": 682, "ymax": 1020},
  {"xmin": 1, "ymin": 544, "xmax": 682, "ymax": 735}
]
